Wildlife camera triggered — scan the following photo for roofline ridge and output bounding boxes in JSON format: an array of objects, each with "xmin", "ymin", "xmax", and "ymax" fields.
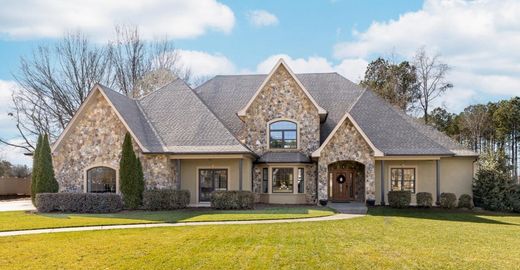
[
  {"xmin": 137, "ymin": 78, "xmax": 181, "ymax": 101},
  {"xmin": 135, "ymin": 100, "xmax": 167, "ymax": 151},
  {"xmin": 189, "ymin": 85, "xmax": 254, "ymax": 153}
]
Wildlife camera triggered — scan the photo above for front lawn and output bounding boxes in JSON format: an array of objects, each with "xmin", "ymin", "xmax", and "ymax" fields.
[
  {"xmin": 1, "ymin": 208, "xmax": 519, "ymax": 269},
  {"xmin": 0, "ymin": 206, "xmax": 334, "ymax": 232}
]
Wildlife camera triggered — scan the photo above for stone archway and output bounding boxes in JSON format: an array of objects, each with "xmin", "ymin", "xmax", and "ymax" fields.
[{"xmin": 328, "ymin": 161, "xmax": 365, "ymax": 202}]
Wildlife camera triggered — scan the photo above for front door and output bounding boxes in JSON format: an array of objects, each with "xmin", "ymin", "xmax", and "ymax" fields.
[
  {"xmin": 199, "ymin": 169, "xmax": 228, "ymax": 202},
  {"xmin": 331, "ymin": 170, "xmax": 354, "ymax": 202}
]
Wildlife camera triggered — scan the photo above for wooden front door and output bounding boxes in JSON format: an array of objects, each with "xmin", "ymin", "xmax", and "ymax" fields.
[{"xmin": 331, "ymin": 170, "xmax": 354, "ymax": 202}]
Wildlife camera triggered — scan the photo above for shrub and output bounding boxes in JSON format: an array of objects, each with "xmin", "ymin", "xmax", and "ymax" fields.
[
  {"xmin": 142, "ymin": 189, "xmax": 190, "ymax": 210},
  {"xmin": 458, "ymin": 194, "xmax": 474, "ymax": 209},
  {"xmin": 210, "ymin": 191, "xmax": 255, "ymax": 210},
  {"xmin": 473, "ymin": 151, "xmax": 513, "ymax": 211},
  {"xmin": 416, "ymin": 192, "xmax": 433, "ymax": 208},
  {"xmin": 440, "ymin": 193, "xmax": 457, "ymax": 209},
  {"xmin": 388, "ymin": 191, "xmax": 411, "ymax": 208},
  {"xmin": 35, "ymin": 193, "xmax": 123, "ymax": 213},
  {"xmin": 119, "ymin": 133, "xmax": 144, "ymax": 209},
  {"xmin": 509, "ymin": 185, "xmax": 520, "ymax": 213},
  {"xmin": 34, "ymin": 134, "xmax": 59, "ymax": 196}
]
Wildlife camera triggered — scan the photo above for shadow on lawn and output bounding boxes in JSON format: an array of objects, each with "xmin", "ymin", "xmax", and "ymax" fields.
[
  {"xmin": 368, "ymin": 207, "xmax": 520, "ymax": 226},
  {"xmin": 37, "ymin": 205, "xmax": 328, "ymax": 224}
]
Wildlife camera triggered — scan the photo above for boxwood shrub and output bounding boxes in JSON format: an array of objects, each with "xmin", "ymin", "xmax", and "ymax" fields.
[
  {"xmin": 457, "ymin": 194, "xmax": 474, "ymax": 209},
  {"xmin": 210, "ymin": 190, "xmax": 255, "ymax": 210},
  {"xmin": 416, "ymin": 192, "xmax": 433, "ymax": 208},
  {"xmin": 440, "ymin": 192, "xmax": 457, "ymax": 209},
  {"xmin": 35, "ymin": 193, "xmax": 123, "ymax": 213},
  {"xmin": 142, "ymin": 189, "xmax": 190, "ymax": 210},
  {"xmin": 388, "ymin": 191, "xmax": 411, "ymax": 208}
]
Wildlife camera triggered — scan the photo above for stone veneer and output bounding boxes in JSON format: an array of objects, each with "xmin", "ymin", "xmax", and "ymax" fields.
[
  {"xmin": 53, "ymin": 92, "xmax": 176, "ymax": 192},
  {"xmin": 239, "ymin": 64, "xmax": 320, "ymax": 156},
  {"xmin": 317, "ymin": 117, "xmax": 375, "ymax": 201}
]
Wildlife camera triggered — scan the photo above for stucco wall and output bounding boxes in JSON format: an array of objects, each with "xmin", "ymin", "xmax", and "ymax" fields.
[
  {"xmin": 53, "ymin": 92, "xmax": 175, "ymax": 192},
  {"xmin": 374, "ymin": 157, "xmax": 475, "ymax": 205},
  {"xmin": 239, "ymin": 65, "xmax": 320, "ymax": 156},
  {"xmin": 180, "ymin": 158, "xmax": 253, "ymax": 205},
  {"xmin": 317, "ymin": 117, "xmax": 375, "ymax": 201}
]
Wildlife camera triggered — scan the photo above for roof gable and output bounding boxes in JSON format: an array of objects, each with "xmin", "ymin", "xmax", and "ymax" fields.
[
  {"xmin": 237, "ymin": 59, "xmax": 327, "ymax": 119},
  {"xmin": 52, "ymin": 85, "xmax": 157, "ymax": 153}
]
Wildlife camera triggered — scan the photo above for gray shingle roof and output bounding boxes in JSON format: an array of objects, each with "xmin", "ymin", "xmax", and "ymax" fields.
[
  {"xmin": 257, "ymin": 152, "xmax": 311, "ymax": 163},
  {"xmin": 195, "ymin": 73, "xmax": 476, "ymax": 156},
  {"xmin": 100, "ymin": 81, "xmax": 251, "ymax": 154}
]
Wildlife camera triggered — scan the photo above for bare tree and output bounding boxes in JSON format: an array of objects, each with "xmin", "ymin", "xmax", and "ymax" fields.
[
  {"xmin": 2, "ymin": 26, "xmax": 191, "ymax": 151},
  {"xmin": 109, "ymin": 25, "xmax": 190, "ymax": 98},
  {"xmin": 413, "ymin": 47, "xmax": 453, "ymax": 124}
]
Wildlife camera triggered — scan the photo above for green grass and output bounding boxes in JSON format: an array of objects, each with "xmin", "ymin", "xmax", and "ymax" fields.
[
  {"xmin": 1, "ymin": 208, "xmax": 520, "ymax": 269},
  {"xmin": 0, "ymin": 206, "xmax": 334, "ymax": 232}
]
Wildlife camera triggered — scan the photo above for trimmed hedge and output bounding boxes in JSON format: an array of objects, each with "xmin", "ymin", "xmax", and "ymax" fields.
[
  {"xmin": 35, "ymin": 193, "xmax": 123, "ymax": 213},
  {"xmin": 142, "ymin": 189, "xmax": 190, "ymax": 210},
  {"xmin": 458, "ymin": 194, "xmax": 474, "ymax": 209},
  {"xmin": 388, "ymin": 191, "xmax": 411, "ymax": 208},
  {"xmin": 440, "ymin": 193, "xmax": 457, "ymax": 209},
  {"xmin": 416, "ymin": 192, "xmax": 433, "ymax": 208},
  {"xmin": 210, "ymin": 191, "xmax": 255, "ymax": 210}
]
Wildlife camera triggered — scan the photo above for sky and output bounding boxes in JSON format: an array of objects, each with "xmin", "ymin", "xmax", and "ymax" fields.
[{"xmin": 0, "ymin": 0, "xmax": 519, "ymax": 165}]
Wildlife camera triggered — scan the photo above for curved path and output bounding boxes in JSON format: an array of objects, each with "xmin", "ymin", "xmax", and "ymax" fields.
[{"xmin": 0, "ymin": 213, "xmax": 363, "ymax": 237}]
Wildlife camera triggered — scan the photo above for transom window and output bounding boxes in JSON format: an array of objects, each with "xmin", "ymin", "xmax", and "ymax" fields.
[
  {"xmin": 391, "ymin": 168, "xmax": 416, "ymax": 193},
  {"xmin": 269, "ymin": 120, "xmax": 297, "ymax": 149},
  {"xmin": 87, "ymin": 167, "xmax": 116, "ymax": 193}
]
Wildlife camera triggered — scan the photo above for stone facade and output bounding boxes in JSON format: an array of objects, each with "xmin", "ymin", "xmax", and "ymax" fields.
[
  {"xmin": 317, "ymin": 117, "xmax": 375, "ymax": 201},
  {"xmin": 53, "ymin": 92, "xmax": 176, "ymax": 192},
  {"xmin": 239, "ymin": 64, "xmax": 320, "ymax": 156}
]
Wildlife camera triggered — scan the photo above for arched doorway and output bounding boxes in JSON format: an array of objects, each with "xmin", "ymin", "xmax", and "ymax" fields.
[{"xmin": 328, "ymin": 161, "xmax": 365, "ymax": 202}]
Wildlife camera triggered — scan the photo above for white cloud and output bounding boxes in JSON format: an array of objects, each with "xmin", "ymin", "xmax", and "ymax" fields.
[
  {"xmin": 0, "ymin": 0, "xmax": 235, "ymax": 40},
  {"xmin": 333, "ymin": 0, "xmax": 520, "ymax": 111},
  {"xmin": 177, "ymin": 50, "xmax": 236, "ymax": 78},
  {"xmin": 247, "ymin": 10, "xmax": 279, "ymax": 27},
  {"xmin": 256, "ymin": 54, "xmax": 368, "ymax": 83},
  {"xmin": 0, "ymin": 139, "xmax": 32, "ymax": 167}
]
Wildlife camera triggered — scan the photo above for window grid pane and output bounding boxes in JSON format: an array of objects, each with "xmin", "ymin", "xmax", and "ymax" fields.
[
  {"xmin": 272, "ymin": 168, "xmax": 294, "ymax": 193},
  {"xmin": 390, "ymin": 168, "xmax": 415, "ymax": 193},
  {"xmin": 262, "ymin": 168, "xmax": 268, "ymax": 193},
  {"xmin": 269, "ymin": 121, "xmax": 297, "ymax": 149},
  {"xmin": 87, "ymin": 167, "xmax": 116, "ymax": 193},
  {"xmin": 297, "ymin": 168, "xmax": 304, "ymax": 193}
]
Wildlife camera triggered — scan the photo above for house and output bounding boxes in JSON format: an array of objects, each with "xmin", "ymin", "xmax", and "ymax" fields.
[{"xmin": 51, "ymin": 59, "xmax": 478, "ymax": 206}]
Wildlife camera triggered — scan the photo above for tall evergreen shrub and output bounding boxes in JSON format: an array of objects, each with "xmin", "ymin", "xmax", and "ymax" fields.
[
  {"xmin": 34, "ymin": 134, "xmax": 59, "ymax": 194},
  {"xmin": 473, "ymin": 151, "xmax": 513, "ymax": 211},
  {"xmin": 119, "ymin": 133, "xmax": 144, "ymax": 209},
  {"xmin": 30, "ymin": 134, "xmax": 43, "ymax": 203}
]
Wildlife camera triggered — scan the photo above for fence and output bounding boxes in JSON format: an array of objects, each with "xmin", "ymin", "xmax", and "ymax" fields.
[{"xmin": 0, "ymin": 177, "xmax": 31, "ymax": 195}]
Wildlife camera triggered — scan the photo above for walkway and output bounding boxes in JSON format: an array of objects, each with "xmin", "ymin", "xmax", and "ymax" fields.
[
  {"xmin": 328, "ymin": 202, "xmax": 368, "ymax": 214},
  {"xmin": 0, "ymin": 213, "xmax": 364, "ymax": 237},
  {"xmin": 0, "ymin": 198, "xmax": 35, "ymax": 212}
]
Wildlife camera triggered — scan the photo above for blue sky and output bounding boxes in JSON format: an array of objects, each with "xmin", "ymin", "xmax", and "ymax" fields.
[{"xmin": 0, "ymin": 0, "xmax": 519, "ymax": 165}]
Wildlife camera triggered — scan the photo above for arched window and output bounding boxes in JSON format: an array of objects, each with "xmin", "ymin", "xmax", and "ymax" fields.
[
  {"xmin": 269, "ymin": 120, "xmax": 297, "ymax": 149},
  {"xmin": 87, "ymin": 167, "xmax": 117, "ymax": 193}
]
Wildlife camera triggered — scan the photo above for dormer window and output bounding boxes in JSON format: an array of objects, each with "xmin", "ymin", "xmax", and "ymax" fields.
[{"xmin": 269, "ymin": 120, "xmax": 297, "ymax": 149}]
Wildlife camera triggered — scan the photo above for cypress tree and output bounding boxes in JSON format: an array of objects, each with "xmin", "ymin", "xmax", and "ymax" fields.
[
  {"xmin": 119, "ymin": 133, "xmax": 143, "ymax": 209},
  {"xmin": 35, "ymin": 134, "xmax": 59, "ymax": 194},
  {"xmin": 30, "ymin": 134, "xmax": 43, "ymax": 203}
]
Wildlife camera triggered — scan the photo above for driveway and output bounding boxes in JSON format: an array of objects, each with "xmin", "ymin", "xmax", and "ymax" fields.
[{"xmin": 0, "ymin": 198, "xmax": 35, "ymax": 212}]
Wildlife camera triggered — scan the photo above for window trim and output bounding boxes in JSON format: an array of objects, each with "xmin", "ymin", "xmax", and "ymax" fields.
[
  {"xmin": 271, "ymin": 167, "xmax": 295, "ymax": 193},
  {"xmin": 262, "ymin": 167, "xmax": 269, "ymax": 193},
  {"xmin": 388, "ymin": 166, "xmax": 418, "ymax": 193},
  {"xmin": 297, "ymin": 168, "xmax": 305, "ymax": 194},
  {"xmin": 267, "ymin": 119, "xmax": 300, "ymax": 150},
  {"xmin": 83, "ymin": 164, "xmax": 119, "ymax": 194}
]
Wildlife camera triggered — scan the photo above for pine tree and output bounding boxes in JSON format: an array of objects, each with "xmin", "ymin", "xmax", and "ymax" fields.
[
  {"xmin": 30, "ymin": 134, "xmax": 43, "ymax": 203},
  {"xmin": 119, "ymin": 133, "xmax": 143, "ymax": 209},
  {"xmin": 34, "ymin": 134, "xmax": 59, "ymax": 194}
]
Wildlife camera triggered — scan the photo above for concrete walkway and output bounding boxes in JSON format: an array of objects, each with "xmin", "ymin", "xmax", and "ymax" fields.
[
  {"xmin": 0, "ymin": 213, "xmax": 363, "ymax": 237},
  {"xmin": 0, "ymin": 198, "xmax": 35, "ymax": 212},
  {"xmin": 328, "ymin": 202, "xmax": 368, "ymax": 214}
]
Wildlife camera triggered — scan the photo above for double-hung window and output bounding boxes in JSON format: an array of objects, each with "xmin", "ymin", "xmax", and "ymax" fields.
[{"xmin": 269, "ymin": 121, "xmax": 297, "ymax": 149}]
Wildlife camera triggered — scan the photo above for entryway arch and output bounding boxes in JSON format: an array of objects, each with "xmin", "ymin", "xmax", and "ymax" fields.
[{"xmin": 328, "ymin": 161, "xmax": 365, "ymax": 202}]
